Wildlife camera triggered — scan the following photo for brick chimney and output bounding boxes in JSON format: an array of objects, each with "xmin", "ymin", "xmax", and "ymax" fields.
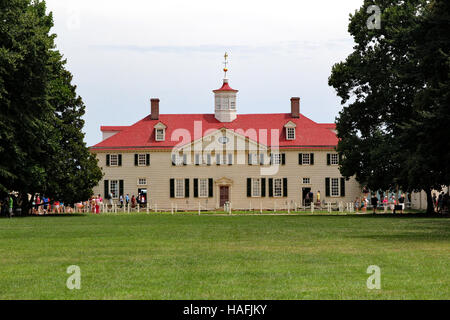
[
  {"xmin": 150, "ymin": 98, "xmax": 160, "ymax": 120},
  {"xmin": 291, "ymin": 97, "xmax": 300, "ymax": 118}
]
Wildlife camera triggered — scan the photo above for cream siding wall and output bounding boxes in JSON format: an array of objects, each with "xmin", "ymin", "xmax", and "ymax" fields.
[{"xmin": 92, "ymin": 149, "xmax": 362, "ymax": 210}]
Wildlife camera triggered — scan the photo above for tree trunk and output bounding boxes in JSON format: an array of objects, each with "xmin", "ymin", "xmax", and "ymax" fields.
[{"xmin": 425, "ymin": 188, "xmax": 434, "ymax": 214}]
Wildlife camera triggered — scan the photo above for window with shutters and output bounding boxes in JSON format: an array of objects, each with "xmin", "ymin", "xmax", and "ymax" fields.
[
  {"xmin": 249, "ymin": 153, "xmax": 259, "ymax": 165},
  {"xmin": 273, "ymin": 178, "xmax": 283, "ymax": 197},
  {"xmin": 199, "ymin": 179, "xmax": 208, "ymax": 198},
  {"xmin": 109, "ymin": 154, "xmax": 119, "ymax": 166},
  {"xmin": 252, "ymin": 178, "xmax": 261, "ymax": 197},
  {"xmin": 173, "ymin": 154, "xmax": 185, "ymax": 166},
  {"xmin": 331, "ymin": 178, "xmax": 339, "ymax": 196},
  {"xmin": 110, "ymin": 180, "xmax": 119, "ymax": 198},
  {"xmin": 330, "ymin": 154, "xmax": 339, "ymax": 165},
  {"xmin": 175, "ymin": 179, "xmax": 185, "ymax": 198},
  {"xmin": 302, "ymin": 153, "xmax": 310, "ymax": 165},
  {"xmin": 137, "ymin": 178, "xmax": 147, "ymax": 186},
  {"xmin": 272, "ymin": 153, "xmax": 282, "ymax": 165},
  {"xmin": 303, "ymin": 178, "xmax": 311, "ymax": 184},
  {"xmin": 155, "ymin": 129, "xmax": 165, "ymax": 141},
  {"xmin": 137, "ymin": 154, "xmax": 147, "ymax": 166},
  {"xmin": 286, "ymin": 127, "xmax": 295, "ymax": 140}
]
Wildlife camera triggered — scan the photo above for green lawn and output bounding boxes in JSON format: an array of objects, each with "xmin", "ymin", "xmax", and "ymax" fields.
[{"xmin": 0, "ymin": 213, "xmax": 448, "ymax": 299}]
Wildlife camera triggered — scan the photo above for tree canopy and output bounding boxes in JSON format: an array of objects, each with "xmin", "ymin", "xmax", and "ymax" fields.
[
  {"xmin": 329, "ymin": 0, "xmax": 450, "ymax": 213},
  {"xmin": 0, "ymin": 0, "xmax": 102, "ymax": 208}
]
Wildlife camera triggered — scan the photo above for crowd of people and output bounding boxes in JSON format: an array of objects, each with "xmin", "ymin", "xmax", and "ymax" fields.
[{"xmin": 432, "ymin": 192, "xmax": 450, "ymax": 214}]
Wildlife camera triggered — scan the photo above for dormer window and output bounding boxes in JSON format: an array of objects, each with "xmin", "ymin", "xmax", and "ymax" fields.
[
  {"xmin": 284, "ymin": 121, "xmax": 297, "ymax": 140},
  {"xmin": 287, "ymin": 127, "xmax": 295, "ymax": 140},
  {"xmin": 154, "ymin": 122, "xmax": 167, "ymax": 141},
  {"xmin": 156, "ymin": 129, "xmax": 165, "ymax": 141}
]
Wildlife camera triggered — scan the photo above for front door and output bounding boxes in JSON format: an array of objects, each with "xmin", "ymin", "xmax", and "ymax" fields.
[
  {"xmin": 220, "ymin": 186, "xmax": 229, "ymax": 207},
  {"xmin": 302, "ymin": 187, "xmax": 312, "ymax": 206}
]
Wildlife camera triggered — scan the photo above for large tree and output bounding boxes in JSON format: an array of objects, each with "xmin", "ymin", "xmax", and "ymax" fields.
[
  {"xmin": 0, "ymin": 0, "xmax": 102, "ymax": 211},
  {"xmin": 329, "ymin": 0, "xmax": 449, "ymax": 213}
]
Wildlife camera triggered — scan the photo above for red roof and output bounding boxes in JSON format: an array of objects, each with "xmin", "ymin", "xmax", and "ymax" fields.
[
  {"xmin": 91, "ymin": 113, "xmax": 338, "ymax": 151},
  {"xmin": 213, "ymin": 82, "xmax": 238, "ymax": 92},
  {"xmin": 100, "ymin": 126, "xmax": 128, "ymax": 132}
]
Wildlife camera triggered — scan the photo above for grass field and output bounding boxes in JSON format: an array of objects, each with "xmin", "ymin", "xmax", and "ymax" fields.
[{"xmin": 0, "ymin": 213, "xmax": 448, "ymax": 299}]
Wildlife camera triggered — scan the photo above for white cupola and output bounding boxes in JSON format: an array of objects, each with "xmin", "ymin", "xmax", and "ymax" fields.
[{"xmin": 213, "ymin": 53, "xmax": 238, "ymax": 122}]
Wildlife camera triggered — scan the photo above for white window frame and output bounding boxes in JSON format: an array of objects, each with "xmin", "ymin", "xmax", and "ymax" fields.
[
  {"xmin": 273, "ymin": 178, "xmax": 283, "ymax": 197},
  {"xmin": 331, "ymin": 178, "xmax": 340, "ymax": 196},
  {"xmin": 109, "ymin": 154, "xmax": 119, "ymax": 166},
  {"xmin": 199, "ymin": 179, "xmax": 208, "ymax": 198},
  {"xmin": 286, "ymin": 127, "xmax": 295, "ymax": 140},
  {"xmin": 249, "ymin": 153, "xmax": 259, "ymax": 165},
  {"xmin": 138, "ymin": 154, "xmax": 147, "ymax": 166},
  {"xmin": 302, "ymin": 153, "xmax": 311, "ymax": 165},
  {"xmin": 155, "ymin": 128, "xmax": 165, "ymax": 141},
  {"xmin": 303, "ymin": 178, "xmax": 311, "ymax": 184},
  {"xmin": 173, "ymin": 154, "xmax": 184, "ymax": 166},
  {"xmin": 272, "ymin": 153, "xmax": 281, "ymax": 165},
  {"xmin": 110, "ymin": 180, "xmax": 119, "ymax": 199},
  {"xmin": 175, "ymin": 179, "xmax": 185, "ymax": 198},
  {"xmin": 252, "ymin": 178, "xmax": 261, "ymax": 197},
  {"xmin": 331, "ymin": 154, "xmax": 339, "ymax": 165},
  {"xmin": 137, "ymin": 178, "xmax": 147, "ymax": 186}
]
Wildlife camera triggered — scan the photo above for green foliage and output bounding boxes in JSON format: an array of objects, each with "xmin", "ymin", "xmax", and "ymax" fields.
[
  {"xmin": 329, "ymin": 0, "xmax": 450, "ymax": 212},
  {"xmin": 0, "ymin": 0, "xmax": 102, "ymax": 205}
]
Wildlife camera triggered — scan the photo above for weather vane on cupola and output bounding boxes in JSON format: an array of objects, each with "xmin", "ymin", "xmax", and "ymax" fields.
[{"xmin": 223, "ymin": 52, "xmax": 229, "ymax": 79}]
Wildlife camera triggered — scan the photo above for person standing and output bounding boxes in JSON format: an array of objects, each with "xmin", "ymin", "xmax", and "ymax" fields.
[
  {"xmin": 398, "ymin": 194, "xmax": 406, "ymax": 214},
  {"xmin": 131, "ymin": 195, "xmax": 136, "ymax": 209},
  {"xmin": 119, "ymin": 194, "xmax": 124, "ymax": 208},
  {"xmin": 371, "ymin": 194, "xmax": 379, "ymax": 215},
  {"xmin": 354, "ymin": 197, "xmax": 360, "ymax": 213},
  {"xmin": 8, "ymin": 194, "xmax": 14, "ymax": 218},
  {"xmin": 382, "ymin": 196, "xmax": 388, "ymax": 213},
  {"xmin": 317, "ymin": 191, "xmax": 321, "ymax": 205},
  {"xmin": 126, "ymin": 194, "xmax": 130, "ymax": 207}
]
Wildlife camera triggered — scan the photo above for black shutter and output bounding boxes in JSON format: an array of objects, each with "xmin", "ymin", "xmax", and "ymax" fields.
[
  {"xmin": 185, "ymin": 179, "xmax": 189, "ymax": 197},
  {"xmin": 248, "ymin": 153, "xmax": 252, "ymax": 165},
  {"xmin": 261, "ymin": 178, "xmax": 266, "ymax": 197},
  {"xmin": 195, "ymin": 154, "xmax": 200, "ymax": 166},
  {"xmin": 340, "ymin": 178, "xmax": 345, "ymax": 197},
  {"xmin": 170, "ymin": 179, "xmax": 175, "ymax": 198},
  {"xmin": 104, "ymin": 180, "xmax": 109, "ymax": 198},
  {"xmin": 298, "ymin": 153, "xmax": 303, "ymax": 165},
  {"xmin": 146, "ymin": 154, "xmax": 150, "ymax": 166},
  {"xmin": 327, "ymin": 154, "xmax": 331, "ymax": 165},
  {"xmin": 247, "ymin": 178, "xmax": 252, "ymax": 197},
  {"xmin": 106, "ymin": 154, "xmax": 110, "ymax": 166},
  {"xmin": 118, "ymin": 154, "xmax": 122, "ymax": 166},
  {"xmin": 310, "ymin": 153, "xmax": 314, "ymax": 165},
  {"xmin": 268, "ymin": 178, "xmax": 273, "ymax": 197},
  {"xmin": 339, "ymin": 153, "xmax": 343, "ymax": 164},
  {"xmin": 325, "ymin": 178, "xmax": 330, "ymax": 197},
  {"xmin": 134, "ymin": 154, "xmax": 138, "ymax": 166},
  {"xmin": 281, "ymin": 154, "xmax": 286, "ymax": 165},
  {"xmin": 119, "ymin": 180, "xmax": 124, "ymax": 197},
  {"xmin": 193, "ymin": 179, "xmax": 198, "ymax": 198},
  {"xmin": 172, "ymin": 154, "xmax": 176, "ymax": 166},
  {"xmin": 283, "ymin": 178, "xmax": 288, "ymax": 197},
  {"xmin": 208, "ymin": 178, "xmax": 213, "ymax": 197},
  {"xmin": 270, "ymin": 154, "xmax": 273, "ymax": 165},
  {"xmin": 228, "ymin": 154, "xmax": 233, "ymax": 165},
  {"xmin": 183, "ymin": 154, "xmax": 187, "ymax": 166},
  {"xmin": 260, "ymin": 154, "xmax": 264, "ymax": 165},
  {"xmin": 207, "ymin": 154, "xmax": 211, "ymax": 166}
]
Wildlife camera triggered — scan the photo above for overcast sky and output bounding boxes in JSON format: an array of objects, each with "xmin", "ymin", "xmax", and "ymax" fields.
[{"xmin": 45, "ymin": 0, "xmax": 364, "ymax": 146}]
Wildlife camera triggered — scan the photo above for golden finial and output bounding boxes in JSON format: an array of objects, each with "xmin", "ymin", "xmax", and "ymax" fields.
[{"xmin": 223, "ymin": 52, "xmax": 229, "ymax": 78}]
